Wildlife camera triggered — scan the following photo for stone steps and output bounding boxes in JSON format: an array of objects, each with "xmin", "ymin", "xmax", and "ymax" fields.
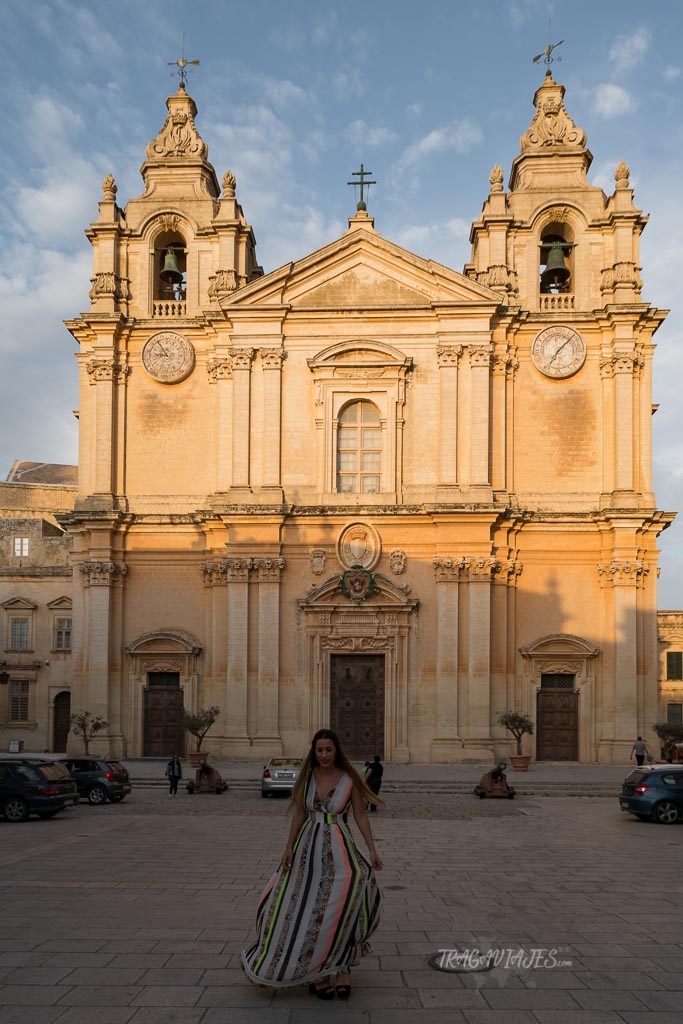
[{"xmin": 130, "ymin": 778, "xmax": 618, "ymax": 797}]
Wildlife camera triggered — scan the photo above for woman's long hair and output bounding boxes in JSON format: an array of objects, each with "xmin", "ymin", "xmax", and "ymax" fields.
[{"xmin": 291, "ymin": 728, "xmax": 382, "ymax": 810}]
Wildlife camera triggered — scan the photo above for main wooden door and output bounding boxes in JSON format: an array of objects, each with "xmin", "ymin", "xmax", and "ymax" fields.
[
  {"xmin": 143, "ymin": 672, "xmax": 184, "ymax": 757},
  {"xmin": 52, "ymin": 691, "xmax": 71, "ymax": 752},
  {"xmin": 536, "ymin": 677, "xmax": 579, "ymax": 761},
  {"xmin": 330, "ymin": 655, "xmax": 384, "ymax": 760}
]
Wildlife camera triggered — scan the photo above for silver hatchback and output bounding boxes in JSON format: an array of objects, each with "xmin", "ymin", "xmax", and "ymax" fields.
[{"xmin": 261, "ymin": 757, "xmax": 303, "ymax": 798}]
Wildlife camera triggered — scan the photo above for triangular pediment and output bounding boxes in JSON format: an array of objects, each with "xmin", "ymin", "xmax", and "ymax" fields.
[
  {"xmin": 223, "ymin": 222, "xmax": 501, "ymax": 311},
  {"xmin": 47, "ymin": 596, "xmax": 72, "ymax": 611},
  {"xmin": 1, "ymin": 596, "xmax": 38, "ymax": 611}
]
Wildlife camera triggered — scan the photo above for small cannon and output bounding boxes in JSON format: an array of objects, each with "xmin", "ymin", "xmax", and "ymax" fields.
[
  {"xmin": 186, "ymin": 759, "xmax": 228, "ymax": 795},
  {"xmin": 474, "ymin": 761, "xmax": 516, "ymax": 800}
]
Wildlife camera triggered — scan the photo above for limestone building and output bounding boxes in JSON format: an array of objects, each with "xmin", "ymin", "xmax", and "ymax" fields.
[{"xmin": 1, "ymin": 72, "xmax": 677, "ymax": 762}]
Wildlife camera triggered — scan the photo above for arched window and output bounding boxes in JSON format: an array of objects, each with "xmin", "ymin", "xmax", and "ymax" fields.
[
  {"xmin": 153, "ymin": 230, "xmax": 187, "ymax": 303},
  {"xmin": 336, "ymin": 401, "xmax": 381, "ymax": 494},
  {"xmin": 540, "ymin": 224, "xmax": 573, "ymax": 294}
]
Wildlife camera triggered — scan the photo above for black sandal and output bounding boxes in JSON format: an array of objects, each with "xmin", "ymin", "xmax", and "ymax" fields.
[
  {"xmin": 336, "ymin": 983, "xmax": 351, "ymax": 999},
  {"xmin": 309, "ymin": 982, "xmax": 335, "ymax": 1000}
]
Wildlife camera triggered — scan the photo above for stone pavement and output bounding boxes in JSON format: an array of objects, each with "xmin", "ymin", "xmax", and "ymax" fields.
[{"xmin": 0, "ymin": 784, "xmax": 681, "ymax": 1023}]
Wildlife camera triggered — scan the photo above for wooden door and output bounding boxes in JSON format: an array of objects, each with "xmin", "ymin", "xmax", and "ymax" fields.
[
  {"xmin": 330, "ymin": 654, "xmax": 384, "ymax": 760},
  {"xmin": 143, "ymin": 673, "xmax": 184, "ymax": 757},
  {"xmin": 536, "ymin": 688, "xmax": 579, "ymax": 761},
  {"xmin": 52, "ymin": 691, "xmax": 71, "ymax": 752}
]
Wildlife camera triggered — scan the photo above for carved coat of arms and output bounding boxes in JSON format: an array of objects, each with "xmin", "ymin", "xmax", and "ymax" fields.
[{"xmin": 340, "ymin": 565, "xmax": 376, "ymax": 603}]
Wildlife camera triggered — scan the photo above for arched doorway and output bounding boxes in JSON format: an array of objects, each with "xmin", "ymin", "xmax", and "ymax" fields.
[{"xmin": 53, "ymin": 691, "xmax": 71, "ymax": 752}]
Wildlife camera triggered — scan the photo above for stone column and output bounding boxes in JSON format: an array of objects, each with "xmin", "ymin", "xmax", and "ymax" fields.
[
  {"xmin": 468, "ymin": 345, "xmax": 493, "ymax": 493},
  {"xmin": 436, "ymin": 346, "xmax": 462, "ymax": 498},
  {"xmin": 207, "ymin": 357, "xmax": 233, "ymax": 493},
  {"xmin": 465, "ymin": 558, "xmax": 496, "ymax": 747},
  {"xmin": 230, "ymin": 349, "xmax": 254, "ymax": 493},
  {"xmin": 253, "ymin": 557, "xmax": 285, "ymax": 756},
  {"xmin": 260, "ymin": 349, "xmax": 284, "ymax": 496},
  {"xmin": 73, "ymin": 560, "xmax": 127, "ymax": 753},
  {"xmin": 431, "ymin": 557, "xmax": 461, "ymax": 759},
  {"xmin": 598, "ymin": 558, "xmax": 648, "ymax": 760},
  {"xmin": 85, "ymin": 358, "xmax": 129, "ymax": 505},
  {"xmin": 225, "ymin": 558, "xmax": 251, "ymax": 754}
]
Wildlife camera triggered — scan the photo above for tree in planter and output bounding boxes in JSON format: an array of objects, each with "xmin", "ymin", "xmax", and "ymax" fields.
[
  {"xmin": 184, "ymin": 706, "xmax": 221, "ymax": 753},
  {"xmin": 652, "ymin": 722, "xmax": 683, "ymax": 759},
  {"xmin": 498, "ymin": 711, "xmax": 534, "ymax": 756},
  {"xmin": 70, "ymin": 710, "xmax": 108, "ymax": 755}
]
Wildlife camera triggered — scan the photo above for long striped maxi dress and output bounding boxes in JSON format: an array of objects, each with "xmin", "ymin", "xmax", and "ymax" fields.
[{"xmin": 241, "ymin": 771, "xmax": 381, "ymax": 987}]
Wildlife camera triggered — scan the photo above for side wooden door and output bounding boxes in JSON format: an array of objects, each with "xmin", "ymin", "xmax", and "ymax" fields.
[{"xmin": 330, "ymin": 654, "xmax": 385, "ymax": 760}]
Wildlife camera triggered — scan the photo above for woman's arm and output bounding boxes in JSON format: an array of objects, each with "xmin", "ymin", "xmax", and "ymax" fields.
[
  {"xmin": 282, "ymin": 803, "xmax": 307, "ymax": 870},
  {"xmin": 350, "ymin": 784, "xmax": 383, "ymax": 870}
]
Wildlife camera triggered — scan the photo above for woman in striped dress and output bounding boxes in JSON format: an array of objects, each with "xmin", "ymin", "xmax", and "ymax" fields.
[{"xmin": 241, "ymin": 729, "xmax": 382, "ymax": 999}]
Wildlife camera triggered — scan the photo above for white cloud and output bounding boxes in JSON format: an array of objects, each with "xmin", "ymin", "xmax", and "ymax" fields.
[
  {"xmin": 609, "ymin": 27, "xmax": 650, "ymax": 74},
  {"xmin": 662, "ymin": 66, "xmax": 681, "ymax": 83},
  {"xmin": 261, "ymin": 77, "xmax": 311, "ymax": 110},
  {"xmin": 393, "ymin": 218, "xmax": 471, "ymax": 261},
  {"xmin": 395, "ymin": 120, "xmax": 483, "ymax": 170},
  {"xmin": 593, "ymin": 83, "xmax": 634, "ymax": 119},
  {"xmin": 406, "ymin": 103, "xmax": 423, "ymax": 118},
  {"xmin": 346, "ymin": 119, "xmax": 398, "ymax": 147},
  {"xmin": 333, "ymin": 65, "xmax": 365, "ymax": 101}
]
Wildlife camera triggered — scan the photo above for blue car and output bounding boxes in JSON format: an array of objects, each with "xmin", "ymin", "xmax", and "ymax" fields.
[{"xmin": 619, "ymin": 766, "xmax": 683, "ymax": 824}]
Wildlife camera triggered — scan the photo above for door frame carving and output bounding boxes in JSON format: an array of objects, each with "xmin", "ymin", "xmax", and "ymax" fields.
[
  {"xmin": 126, "ymin": 631, "xmax": 202, "ymax": 757},
  {"xmin": 519, "ymin": 633, "xmax": 599, "ymax": 761},
  {"xmin": 298, "ymin": 574, "xmax": 418, "ymax": 762}
]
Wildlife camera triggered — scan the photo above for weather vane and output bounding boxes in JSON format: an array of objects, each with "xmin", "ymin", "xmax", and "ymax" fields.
[
  {"xmin": 168, "ymin": 33, "xmax": 200, "ymax": 87},
  {"xmin": 347, "ymin": 163, "xmax": 377, "ymax": 212},
  {"xmin": 532, "ymin": 18, "xmax": 564, "ymax": 69}
]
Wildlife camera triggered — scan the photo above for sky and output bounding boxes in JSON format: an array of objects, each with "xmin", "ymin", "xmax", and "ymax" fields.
[{"xmin": 2, "ymin": 0, "xmax": 683, "ymax": 606}]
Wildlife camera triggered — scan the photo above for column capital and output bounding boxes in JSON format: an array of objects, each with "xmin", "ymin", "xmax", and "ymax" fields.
[
  {"xmin": 86, "ymin": 358, "xmax": 130, "ymax": 384},
  {"xmin": 436, "ymin": 345, "xmax": 463, "ymax": 367},
  {"xmin": 207, "ymin": 357, "xmax": 233, "ymax": 382},
  {"xmin": 260, "ymin": 348, "xmax": 285, "ymax": 370},
  {"xmin": 78, "ymin": 560, "xmax": 127, "ymax": 586},
  {"xmin": 597, "ymin": 559, "xmax": 650, "ymax": 586},
  {"xmin": 230, "ymin": 348, "xmax": 255, "ymax": 370},
  {"xmin": 468, "ymin": 344, "xmax": 493, "ymax": 368}
]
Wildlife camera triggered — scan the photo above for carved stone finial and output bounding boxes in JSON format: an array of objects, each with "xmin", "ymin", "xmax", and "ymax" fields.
[
  {"xmin": 146, "ymin": 88, "xmax": 208, "ymax": 161},
  {"xmin": 520, "ymin": 74, "xmax": 586, "ymax": 152},
  {"xmin": 615, "ymin": 161, "xmax": 630, "ymax": 190},
  {"xmin": 222, "ymin": 170, "xmax": 236, "ymax": 197},
  {"xmin": 102, "ymin": 174, "xmax": 117, "ymax": 200},
  {"xmin": 489, "ymin": 164, "xmax": 504, "ymax": 192}
]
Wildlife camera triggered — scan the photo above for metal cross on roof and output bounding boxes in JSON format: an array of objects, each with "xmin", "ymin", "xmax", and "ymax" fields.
[
  {"xmin": 347, "ymin": 163, "xmax": 377, "ymax": 212},
  {"xmin": 168, "ymin": 33, "xmax": 200, "ymax": 87}
]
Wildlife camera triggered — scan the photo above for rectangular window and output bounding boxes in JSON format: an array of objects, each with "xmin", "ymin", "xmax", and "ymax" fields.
[
  {"xmin": 8, "ymin": 680, "xmax": 30, "ymax": 722},
  {"xmin": 666, "ymin": 651, "xmax": 683, "ymax": 680},
  {"xmin": 667, "ymin": 703, "xmax": 683, "ymax": 725},
  {"xmin": 54, "ymin": 618, "xmax": 72, "ymax": 651},
  {"xmin": 13, "ymin": 537, "xmax": 29, "ymax": 557},
  {"xmin": 9, "ymin": 617, "xmax": 29, "ymax": 651}
]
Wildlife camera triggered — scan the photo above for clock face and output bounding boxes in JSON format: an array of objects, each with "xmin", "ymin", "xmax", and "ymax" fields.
[
  {"xmin": 142, "ymin": 332, "xmax": 195, "ymax": 383},
  {"xmin": 531, "ymin": 326, "xmax": 586, "ymax": 379}
]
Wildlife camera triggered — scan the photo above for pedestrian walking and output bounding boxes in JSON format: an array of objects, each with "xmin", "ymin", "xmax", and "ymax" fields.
[
  {"xmin": 241, "ymin": 729, "xmax": 382, "ymax": 999},
  {"xmin": 365, "ymin": 754, "xmax": 383, "ymax": 811},
  {"xmin": 165, "ymin": 754, "xmax": 182, "ymax": 796},
  {"xmin": 630, "ymin": 736, "xmax": 650, "ymax": 767}
]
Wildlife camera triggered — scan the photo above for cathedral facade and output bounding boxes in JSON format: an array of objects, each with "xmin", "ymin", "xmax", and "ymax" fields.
[{"xmin": 1, "ymin": 72, "xmax": 676, "ymax": 763}]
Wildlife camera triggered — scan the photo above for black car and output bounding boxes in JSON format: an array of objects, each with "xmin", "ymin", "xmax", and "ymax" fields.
[
  {"xmin": 59, "ymin": 757, "xmax": 132, "ymax": 805},
  {"xmin": 0, "ymin": 759, "xmax": 78, "ymax": 822},
  {"xmin": 619, "ymin": 765, "xmax": 683, "ymax": 823}
]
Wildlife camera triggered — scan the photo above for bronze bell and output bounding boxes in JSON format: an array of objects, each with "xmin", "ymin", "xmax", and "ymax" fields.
[
  {"xmin": 541, "ymin": 242, "xmax": 571, "ymax": 291},
  {"xmin": 160, "ymin": 247, "xmax": 183, "ymax": 285}
]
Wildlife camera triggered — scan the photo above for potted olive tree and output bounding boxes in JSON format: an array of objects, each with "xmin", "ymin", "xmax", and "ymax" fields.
[
  {"xmin": 184, "ymin": 705, "xmax": 220, "ymax": 767},
  {"xmin": 498, "ymin": 711, "xmax": 534, "ymax": 771}
]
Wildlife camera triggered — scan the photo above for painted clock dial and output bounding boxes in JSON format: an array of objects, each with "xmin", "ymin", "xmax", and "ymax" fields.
[
  {"xmin": 531, "ymin": 325, "xmax": 586, "ymax": 379},
  {"xmin": 142, "ymin": 331, "xmax": 195, "ymax": 384}
]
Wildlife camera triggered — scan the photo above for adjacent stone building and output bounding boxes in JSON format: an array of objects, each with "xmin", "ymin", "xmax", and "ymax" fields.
[{"xmin": 1, "ymin": 71, "xmax": 678, "ymax": 761}]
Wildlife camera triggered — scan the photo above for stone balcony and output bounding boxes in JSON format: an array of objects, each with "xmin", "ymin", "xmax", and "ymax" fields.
[
  {"xmin": 152, "ymin": 300, "xmax": 187, "ymax": 318},
  {"xmin": 539, "ymin": 293, "xmax": 575, "ymax": 312}
]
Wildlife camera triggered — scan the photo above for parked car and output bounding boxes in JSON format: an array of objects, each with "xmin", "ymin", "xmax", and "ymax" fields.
[
  {"xmin": 0, "ymin": 759, "xmax": 78, "ymax": 822},
  {"xmin": 59, "ymin": 757, "xmax": 132, "ymax": 805},
  {"xmin": 261, "ymin": 757, "xmax": 303, "ymax": 798},
  {"xmin": 619, "ymin": 765, "xmax": 683, "ymax": 823}
]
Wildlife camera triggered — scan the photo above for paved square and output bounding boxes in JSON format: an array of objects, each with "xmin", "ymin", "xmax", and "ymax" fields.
[{"xmin": 0, "ymin": 782, "xmax": 681, "ymax": 1022}]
